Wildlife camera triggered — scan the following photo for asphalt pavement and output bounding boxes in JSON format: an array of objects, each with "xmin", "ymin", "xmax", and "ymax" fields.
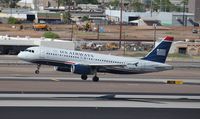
[{"xmin": 0, "ymin": 55, "xmax": 200, "ymax": 119}]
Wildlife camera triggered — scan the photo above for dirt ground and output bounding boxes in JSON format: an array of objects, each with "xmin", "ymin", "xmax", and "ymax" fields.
[{"xmin": 0, "ymin": 23, "xmax": 199, "ymax": 41}]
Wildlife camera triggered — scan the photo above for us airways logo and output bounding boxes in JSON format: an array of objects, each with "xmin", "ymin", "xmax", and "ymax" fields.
[{"xmin": 157, "ymin": 49, "xmax": 166, "ymax": 56}]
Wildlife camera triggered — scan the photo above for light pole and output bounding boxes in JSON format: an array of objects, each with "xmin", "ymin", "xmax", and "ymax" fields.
[
  {"xmin": 25, "ymin": 0, "xmax": 27, "ymax": 8},
  {"xmin": 150, "ymin": 0, "xmax": 153, "ymax": 17},
  {"xmin": 160, "ymin": 0, "xmax": 162, "ymax": 12},
  {"xmin": 71, "ymin": 23, "xmax": 74, "ymax": 41},
  {"xmin": 153, "ymin": 23, "xmax": 157, "ymax": 47},
  {"xmin": 182, "ymin": 1, "xmax": 186, "ymax": 26},
  {"xmin": 97, "ymin": 24, "xmax": 100, "ymax": 41},
  {"xmin": 123, "ymin": 32, "xmax": 126, "ymax": 56},
  {"xmin": 119, "ymin": 0, "xmax": 123, "ymax": 49},
  {"xmin": 10, "ymin": 0, "xmax": 13, "ymax": 17}
]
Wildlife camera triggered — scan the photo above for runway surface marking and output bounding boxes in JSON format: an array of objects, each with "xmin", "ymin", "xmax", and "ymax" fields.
[
  {"xmin": 0, "ymin": 77, "xmax": 200, "ymax": 84},
  {"xmin": 0, "ymin": 93, "xmax": 200, "ymax": 108},
  {"xmin": 1, "ymin": 93, "xmax": 200, "ymax": 99},
  {"xmin": 50, "ymin": 78, "xmax": 60, "ymax": 82}
]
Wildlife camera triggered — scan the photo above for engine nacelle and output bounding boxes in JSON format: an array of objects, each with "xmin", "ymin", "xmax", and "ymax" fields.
[
  {"xmin": 54, "ymin": 66, "xmax": 71, "ymax": 72},
  {"xmin": 71, "ymin": 65, "xmax": 94, "ymax": 75}
]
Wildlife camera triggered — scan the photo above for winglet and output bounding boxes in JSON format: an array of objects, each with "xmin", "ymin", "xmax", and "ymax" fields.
[{"xmin": 164, "ymin": 36, "xmax": 174, "ymax": 41}]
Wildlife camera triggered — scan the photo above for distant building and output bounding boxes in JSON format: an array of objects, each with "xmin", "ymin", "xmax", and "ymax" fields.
[
  {"xmin": 0, "ymin": 35, "xmax": 75, "ymax": 55},
  {"xmin": 169, "ymin": 0, "xmax": 182, "ymax": 5},
  {"xmin": 113, "ymin": 0, "xmax": 183, "ymax": 5},
  {"xmin": 170, "ymin": 40, "xmax": 200, "ymax": 56},
  {"xmin": 36, "ymin": 12, "xmax": 63, "ymax": 24},
  {"xmin": 33, "ymin": 0, "xmax": 57, "ymax": 10},
  {"xmin": 140, "ymin": 0, "xmax": 151, "ymax": 4},
  {"xmin": 97, "ymin": 0, "xmax": 130, "ymax": 4},
  {"xmin": 97, "ymin": 0, "xmax": 152, "ymax": 4},
  {"xmin": 105, "ymin": 10, "xmax": 195, "ymax": 26},
  {"xmin": 140, "ymin": 0, "xmax": 183, "ymax": 5},
  {"xmin": 97, "ymin": 0, "xmax": 110, "ymax": 3},
  {"xmin": 188, "ymin": 0, "xmax": 200, "ymax": 22},
  {"xmin": 17, "ymin": 1, "xmax": 33, "ymax": 8},
  {"xmin": 0, "ymin": 8, "xmax": 36, "ymax": 23}
]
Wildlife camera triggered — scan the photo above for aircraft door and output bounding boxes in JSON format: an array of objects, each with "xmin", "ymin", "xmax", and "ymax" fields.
[
  {"xmin": 138, "ymin": 61, "xmax": 145, "ymax": 71},
  {"xmin": 131, "ymin": 61, "xmax": 145, "ymax": 73},
  {"xmin": 141, "ymin": 61, "xmax": 146, "ymax": 69},
  {"xmin": 40, "ymin": 47, "xmax": 46, "ymax": 59}
]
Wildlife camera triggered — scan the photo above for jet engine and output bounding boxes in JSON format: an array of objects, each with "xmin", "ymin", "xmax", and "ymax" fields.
[
  {"xmin": 54, "ymin": 66, "xmax": 71, "ymax": 72},
  {"xmin": 71, "ymin": 65, "xmax": 94, "ymax": 75}
]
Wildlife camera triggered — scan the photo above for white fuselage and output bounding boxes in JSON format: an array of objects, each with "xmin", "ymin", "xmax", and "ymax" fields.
[{"xmin": 18, "ymin": 46, "xmax": 173, "ymax": 74}]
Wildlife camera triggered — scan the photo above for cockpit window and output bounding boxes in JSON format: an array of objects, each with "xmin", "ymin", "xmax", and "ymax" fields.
[{"xmin": 24, "ymin": 49, "xmax": 34, "ymax": 53}]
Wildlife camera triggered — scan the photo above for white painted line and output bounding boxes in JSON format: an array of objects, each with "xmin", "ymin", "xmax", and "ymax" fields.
[
  {"xmin": 0, "ymin": 94, "xmax": 200, "ymax": 100},
  {"xmin": 51, "ymin": 78, "xmax": 60, "ymax": 82},
  {"xmin": 0, "ymin": 100, "xmax": 199, "ymax": 108},
  {"xmin": 0, "ymin": 77, "xmax": 200, "ymax": 84}
]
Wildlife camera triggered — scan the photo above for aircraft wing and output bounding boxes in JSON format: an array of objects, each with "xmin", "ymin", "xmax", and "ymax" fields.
[
  {"xmin": 87, "ymin": 63, "xmax": 126, "ymax": 67},
  {"xmin": 64, "ymin": 61, "xmax": 139, "ymax": 67},
  {"xmin": 65, "ymin": 61, "xmax": 125, "ymax": 67}
]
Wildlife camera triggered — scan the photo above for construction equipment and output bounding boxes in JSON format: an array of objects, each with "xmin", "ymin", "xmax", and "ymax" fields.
[
  {"xmin": 32, "ymin": 21, "xmax": 51, "ymax": 31},
  {"xmin": 105, "ymin": 42, "xmax": 118, "ymax": 50},
  {"xmin": 33, "ymin": 23, "xmax": 51, "ymax": 31},
  {"xmin": 76, "ymin": 21, "xmax": 93, "ymax": 32}
]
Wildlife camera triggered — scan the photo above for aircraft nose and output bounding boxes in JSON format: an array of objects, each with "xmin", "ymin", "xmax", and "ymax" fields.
[{"xmin": 17, "ymin": 52, "xmax": 25, "ymax": 60}]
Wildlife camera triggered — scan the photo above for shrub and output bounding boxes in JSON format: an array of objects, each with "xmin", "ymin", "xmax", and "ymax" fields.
[
  {"xmin": 81, "ymin": 16, "xmax": 89, "ymax": 21},
  {"xmin": 7, "ymin": 17, "xmax": 19, "ymax": 24},
  {"xmin": 43, "ymin": 32, "xmax": 60, "ymax": 39}
]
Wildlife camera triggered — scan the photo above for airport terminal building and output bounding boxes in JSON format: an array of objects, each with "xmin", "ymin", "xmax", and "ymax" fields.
[{"xmin": 0, "ymin": 35, "xmax": 75, "ymax": 55}]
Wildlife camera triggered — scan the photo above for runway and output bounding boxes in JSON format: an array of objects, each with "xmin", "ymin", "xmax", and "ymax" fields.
[
  {"xmin": 0, "ymin": 107, "xmax": 199, "ymax": 119},
  {"xmin": 0, "ymin": 77, "xmax": 200, "ymax": 94},
  {"xmin": 0, "ymin": 93, "xmax": 200, "ymax": 119},
  {"xmin": 0, "ymin": 63, "xmax": 200, "ymax": 94},
  {"xmin": 0, "ymin": 56, "xmax": 200, "ymax": 119},
  {"xmin": 0, "ymin": 93, "xmax": 200, "ymax": 109},
  {"xmin": 1, "ymin": 64, "xmax": 200, "ymax": 79}
]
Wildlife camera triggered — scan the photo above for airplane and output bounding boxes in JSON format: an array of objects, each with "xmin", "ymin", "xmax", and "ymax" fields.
[{"xmin": 18, "ymin": 36, "xmax": 174, "ymax": 82}]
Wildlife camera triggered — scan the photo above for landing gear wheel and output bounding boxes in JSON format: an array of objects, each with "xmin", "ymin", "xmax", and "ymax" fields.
[
  {"xmin": 35, "ymin": 64, "xmax": 41, "ymax": 74},
  {"xmin": 35, "ymin": 70, "xmax": 39, "ymax": 74},
  {"xmin": 81, "ymin": 74, "xmax": 88, "ymax": 80},
  {"xmin": 92, "ymin": 76, "xmax": 99, "ymax": 82}
]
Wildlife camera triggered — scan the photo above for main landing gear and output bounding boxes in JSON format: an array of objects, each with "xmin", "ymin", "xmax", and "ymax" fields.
[
  {"xmin": 35, "ymin": 64, "xmax": 41, "ymax": 74},
  {"xmin": 92, "ymin": 71, "xmax": 99, "ymax": 82},
  {"xmin": 81, "ymin": 74, "xmax": 88, "ymax": 80},
  {"xmin": 81, "ymin": 74, "xmax": 99, "ymax": 82},
  {"xmin": 92, "ymin": 75, "xmax": 99, "ymax": 82}
]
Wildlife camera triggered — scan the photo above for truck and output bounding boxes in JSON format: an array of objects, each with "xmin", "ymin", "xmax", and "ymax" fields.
[
  {"xmin": 33, "ymin": 23, "xmax": 52, "ymax": 31},
  {"xmin": 32, "ymin": 20, "xmax": 51, "ymax": 31}
]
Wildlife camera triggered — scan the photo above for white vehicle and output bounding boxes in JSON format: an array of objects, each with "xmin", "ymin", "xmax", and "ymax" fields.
[{"xmin": 18, "ymin": 36, "xmax": 174, "ymax": 82}]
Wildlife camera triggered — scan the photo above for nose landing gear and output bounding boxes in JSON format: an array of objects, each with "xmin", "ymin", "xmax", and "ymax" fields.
[{"xmin": 35, "ymin": 64, "xmax": 41, "ymax": 74}]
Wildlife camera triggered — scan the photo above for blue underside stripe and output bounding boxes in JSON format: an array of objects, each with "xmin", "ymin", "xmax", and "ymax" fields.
[{"xmin": 31, "ymin": 59, "xmax": 146, "ymax": 74}]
